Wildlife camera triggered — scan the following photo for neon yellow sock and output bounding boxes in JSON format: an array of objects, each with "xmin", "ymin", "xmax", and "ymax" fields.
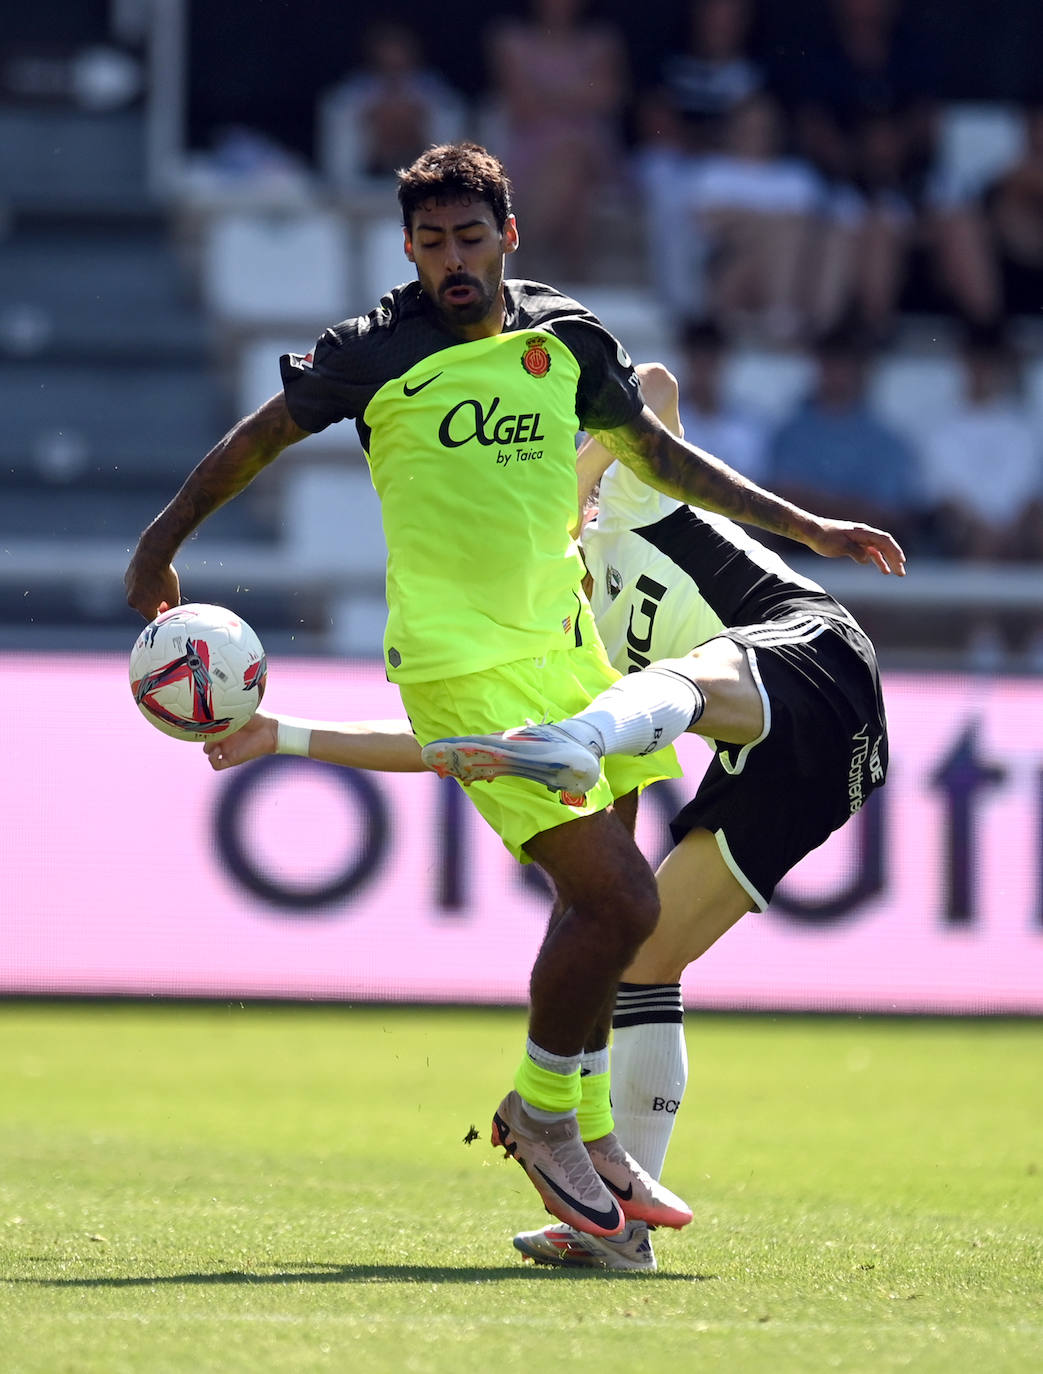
[
  {"xmin": 514, "ymin": 1054, "xmax": 581, "ymax": 1113},
  {"xmin": 576, "ymin": 1069, "xmax": 614, "ymax": 1142}
]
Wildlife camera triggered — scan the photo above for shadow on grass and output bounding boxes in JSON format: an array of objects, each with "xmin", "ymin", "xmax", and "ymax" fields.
[{"xmin": 13, "ymin": 1262, "xmax": 715, "ymax": 1286}]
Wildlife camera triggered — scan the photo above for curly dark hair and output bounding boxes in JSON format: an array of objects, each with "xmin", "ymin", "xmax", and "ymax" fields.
[{"xmin": 397, "ymin": 142, "xmax": 513, "ymax": 231}]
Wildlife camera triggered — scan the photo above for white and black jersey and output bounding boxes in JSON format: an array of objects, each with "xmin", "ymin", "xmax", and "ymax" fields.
[{"xmin": 582, "ymin": 463, "xmax": 889, "ymax": 912}]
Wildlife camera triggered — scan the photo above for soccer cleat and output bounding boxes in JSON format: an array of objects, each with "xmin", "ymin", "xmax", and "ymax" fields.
[
  {"xmin": 421, "ymin": 722, "xmax": 601, "ymax": 794},
  {"xmin": 491, "ymin": 1090, "xmax": 624, "ymax": 1237},
  {"xmin": 513, "ymin": 1220, "xmax": 657, "ymax": 1273},
  {"xmin": 585, "ymin": 1131, "xmax": 693, "ymax": 1230}
]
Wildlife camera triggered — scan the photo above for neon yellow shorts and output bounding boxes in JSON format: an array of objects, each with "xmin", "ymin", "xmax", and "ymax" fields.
[{"xmin": 400, "ymin": 636, "xmax": 681, "ymax": 861}]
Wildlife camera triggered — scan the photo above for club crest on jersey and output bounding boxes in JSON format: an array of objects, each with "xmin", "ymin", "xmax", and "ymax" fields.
[{"xmin": 521, "ymin": 336, "xmax": 551, "ymax": 378}]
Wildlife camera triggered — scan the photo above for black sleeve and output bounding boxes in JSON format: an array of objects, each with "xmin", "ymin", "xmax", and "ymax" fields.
[
  {"xmin": 554, "ymin": 317, "xmax": 645, "ymax": 431},
  {"xmin": 279, "ymin": 322, "xmax": 370, "ymax": 434}
]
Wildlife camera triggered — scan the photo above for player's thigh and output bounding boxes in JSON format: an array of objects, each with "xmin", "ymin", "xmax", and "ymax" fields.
[
  {"xmin": 524, "ymin": 807, "xmax": 659, "ymax": 926},
  {"xmin": 683, "ymin": 636, "xmax": 765, "ymax": 745},
  {"xmin": 625, "ymin": 828, "xmax": 752, "ymax": 983}
]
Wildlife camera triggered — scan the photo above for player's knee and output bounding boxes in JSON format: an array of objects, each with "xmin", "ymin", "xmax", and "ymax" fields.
[{"xmin": 615, "ymin": 868, "xmax": 661, "ymax": 957}]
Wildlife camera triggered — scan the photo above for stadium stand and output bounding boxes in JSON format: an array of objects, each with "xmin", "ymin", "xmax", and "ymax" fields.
[{"xmin": 3, "ymin": 3, "xmax": 1043, "ymax": 670}]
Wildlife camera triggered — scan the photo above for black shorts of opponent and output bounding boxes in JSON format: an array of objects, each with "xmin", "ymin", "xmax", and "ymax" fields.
[{"xmin": 670, "ymin": 603, "xmax": 888, "ymax": 912}]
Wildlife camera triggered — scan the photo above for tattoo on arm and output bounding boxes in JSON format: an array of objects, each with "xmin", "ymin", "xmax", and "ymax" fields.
[
  {"xmin": 144, "ymin": 395, "xmax": 307, "ymax": 554},
  {"xmin": 592, "ymin": 407, "xmax": 812, "ymax": 543}
]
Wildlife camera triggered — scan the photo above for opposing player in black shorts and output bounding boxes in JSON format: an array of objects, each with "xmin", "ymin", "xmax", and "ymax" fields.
[{"xmin": 207, "ymin": 362, "xmax": 896, "ymax": 1273}]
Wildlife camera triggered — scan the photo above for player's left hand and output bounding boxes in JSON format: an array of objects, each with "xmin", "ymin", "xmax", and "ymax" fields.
[
  {"xmin": 203, "ymin": 711, "xmax": 278, "ymax": 770},
  {"xmin": 803, "ymin": 519, "xmax": 906, "ymax": 576}
]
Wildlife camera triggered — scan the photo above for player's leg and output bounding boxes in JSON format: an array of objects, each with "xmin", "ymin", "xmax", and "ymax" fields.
[
  {"xmin": 514, "ymin": 826, "xmax": 749, "ymax": 1271},
  {"xmin": 610, "ymin": 828, "xmax": 751, "ymax": 1182},
  {"xmin": 422, "ymin": 634, "xmax": 764, "ymax": 793},
  {"xmin": 403, "ymin": 648, "xmax": 686, "ymax": 1236},
  {"xmin": 492, "ymin": 809, "xmax": 692, "ymax": 1236}
]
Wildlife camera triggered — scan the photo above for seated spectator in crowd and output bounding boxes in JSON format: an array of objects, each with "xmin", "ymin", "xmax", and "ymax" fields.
[
  {"xmin": 484, "ymin": 0, "xmax": 629, "ymax": 281},
  {"xmin": 638, "ymin": 0, "xmax": 767, "ymax": 159},
  {"xmin": 982, "ymin": 104, "xmax": 1043, "ymax": 317},
  {"xmin": 317, "ymin": 22, "xmax": 466, "ymax": 193},
  {"xmin": 636, "ymin": 0, "xmax": 772, "ymax": 318},
  {"xmin": 766, "ymin": 324, "xmax": 925, "ymax": 550},
  {"xmin": 675, "ymin": 318, "xmax": 770, "ymax": 482},
  {"xmin": 641, "ymin": 90, "xmax": 835, "ymax": 337},
  {"xmin": 920, "ymin": 325, "xmax": 1043, "ymax": 561},
  {"xmin": 679, "ymin": 93, "xmax": 841, "ymax": 342},
  {"xmin": 783, "ymin": 0, "xmax": 999, "ymax": 339}
]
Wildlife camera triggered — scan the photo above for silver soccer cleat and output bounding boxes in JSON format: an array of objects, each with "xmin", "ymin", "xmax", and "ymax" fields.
[
  {"xmin": 513, "ymin": 1220, "xmax": 657, "ymax": 1273},
  {"xmin": 421, "ymin": 722, "xmax": 601, "ymax": 794}
]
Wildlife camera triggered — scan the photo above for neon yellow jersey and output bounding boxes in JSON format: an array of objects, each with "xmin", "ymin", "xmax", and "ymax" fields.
[{"xmin": 281, "ymin": 280, "xmax": 643, "ymax": 682}]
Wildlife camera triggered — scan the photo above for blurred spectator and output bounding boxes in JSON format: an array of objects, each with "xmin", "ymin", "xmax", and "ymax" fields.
[
  {"xmin": 675, "ymin": 318, "xmax": 770, "ymax": 482},
  {"xmin": 786, "ymin": 0, "xmax": 999, "ymax": 338},
  {"xmin": 642, "ymin": 89, "xmax": 848, "ymax": 341},
  {"xmin": 981, "ymin": 104, "xmax": 1043, "ymax": 316},
  {"xmin": 317, "ymin": 21, "xmax": 466, "ymax": 193},
  {"xmin": 637, "ymin": 0, "xmax": 767, "ymax": 159},
  {"xmin": 637, "ymin": 0, "xmax": 771, "ymax": 319},
  {"xmin": 766, "ymin": 324, "xmax": 925, "ymax": 550},
  {"xmin": 680, "ymin": 93, "xmax": 840, "ymax": 342},
  {"xmin": 484, "ymin": 0, "xmax": 629, "ymax": 281},
  {"xmin": 920, "ymin": 325, "xmax": 1043, "ymax": 560}
]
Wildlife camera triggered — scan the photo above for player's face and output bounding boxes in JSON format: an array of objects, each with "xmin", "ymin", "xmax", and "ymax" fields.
[{"xmin": 404, "ymin": 197, "xmax": 518, "ymax": 337}]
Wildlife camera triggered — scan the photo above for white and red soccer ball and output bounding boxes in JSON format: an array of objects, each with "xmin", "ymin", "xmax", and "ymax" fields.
[{"xmin": 129, "ymin": 603, "xmax": 267, "ymax": 742}]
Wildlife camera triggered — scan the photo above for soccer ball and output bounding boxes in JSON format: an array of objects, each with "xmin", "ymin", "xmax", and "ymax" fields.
[{"xmin": 129, "ymin": 603, "xmax": 267, "ymax": 742}]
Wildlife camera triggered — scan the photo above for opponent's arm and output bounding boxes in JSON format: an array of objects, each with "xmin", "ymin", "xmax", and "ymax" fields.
[
  {"xmin": 202, "ymin": 711, "xmax": 426, "ymax": 773},
  {"xmin": 574, "ymin": 362, "xmax": 682, "ymax": 526},
  {"xmin": 125, "ymin": 393, "xmax": 309, "ymax": 618},
  {"xmin": 591, "ymin": 406, "xmax": 907, "ymax": 575}
]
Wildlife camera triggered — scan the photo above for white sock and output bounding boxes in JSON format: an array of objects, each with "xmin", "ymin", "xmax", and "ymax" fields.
[
  {"xmin": 558, "ymin": 661, "xmax": 704, "ymax": 758},
  {"xmin": 610, "ymin": 984, "xmax": 687, "ymax": 1180}
]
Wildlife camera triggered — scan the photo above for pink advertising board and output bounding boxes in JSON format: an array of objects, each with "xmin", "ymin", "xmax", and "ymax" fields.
[{"xmin": 1, "ymin": 653, "xmax": 1041, "ymax": 1012}]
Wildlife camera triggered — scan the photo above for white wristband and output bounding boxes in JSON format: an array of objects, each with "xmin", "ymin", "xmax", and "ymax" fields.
[{"xmin": 276, "ymin": 719, "xmax": 313, "ymax": 757}]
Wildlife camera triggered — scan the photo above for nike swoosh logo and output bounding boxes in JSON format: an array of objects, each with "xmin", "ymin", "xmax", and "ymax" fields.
[
  {"xmin": 599, "ymin": 1173, "xmax": 633, "ymax": 1202},
  {"xmin": 534, "ymin": 1164, "xmax": 622, "ymax": 1230},
  {"xmin": 402, "ymin": 372, "xmax": 442, "ymax": 396}
]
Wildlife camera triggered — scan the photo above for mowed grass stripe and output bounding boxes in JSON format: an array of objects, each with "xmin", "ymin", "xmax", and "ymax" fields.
[{"xmin": 0, "ymin": 1004, "xmax": 1039, "ymax": 1373}]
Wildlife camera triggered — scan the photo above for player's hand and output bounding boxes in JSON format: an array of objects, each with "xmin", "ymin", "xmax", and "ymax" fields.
[
  {"xmin": 125, "ymin": 554, "xmax": 181, "ymax": 619},
  {"xmin": 203, "ymin": 712, "xmax": 278, "ymax": 770},
  {"xmin": 803, "ymin": 519, "xmax": 906, "ymax": 576}
]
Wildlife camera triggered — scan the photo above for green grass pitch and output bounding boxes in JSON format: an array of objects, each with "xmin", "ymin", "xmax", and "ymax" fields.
[{"xmin": 0, "ymin": 1003, "xmax": 1039, "ymax": 1373}]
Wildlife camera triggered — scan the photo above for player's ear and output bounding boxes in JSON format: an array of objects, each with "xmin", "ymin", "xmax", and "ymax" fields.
[
  {"xmin": 502, "ymin": 214, "xmax": 519, "ymax": 257},
  {"xmin": 403, "ymin": 226, "xmax": 415, "ymax": 263}
]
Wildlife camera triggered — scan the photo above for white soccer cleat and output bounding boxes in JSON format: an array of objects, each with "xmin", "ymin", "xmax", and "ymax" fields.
[
  {"xmin": 513, "ymin": 1220, "xmax": 657, "ymax": 1273},
  {"xmin": 491, "ymin": 1091, "xmax": 624, "ymax": 1237},
  {"xmin": 585, "ymin": 1131, "xmax": 693, "ymax": 1229},
  {"xmin": 421, "ymin": 722, "xmax": 601, "ymax": 794}
]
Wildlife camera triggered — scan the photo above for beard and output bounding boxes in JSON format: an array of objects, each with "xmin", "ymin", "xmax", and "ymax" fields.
[{"xmin": 434, "ymin": 271, "xmax": 499, "ymax": 326}]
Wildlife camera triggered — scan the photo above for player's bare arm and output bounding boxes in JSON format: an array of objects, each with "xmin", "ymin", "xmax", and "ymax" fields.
[
  {"xmin": 574, "ymin": 362, "xmax": 683, "ymax": 528},
  {"xmin": 125, "ymin": 394, "xmax": 309, "ymax": 618},
  {"xmin": 203, "ymin": 712, "xmax": 425, "ymax": 773},
  {"xmin": 591, "ymin": 406, "xmax": 907, "ymax": 576}
]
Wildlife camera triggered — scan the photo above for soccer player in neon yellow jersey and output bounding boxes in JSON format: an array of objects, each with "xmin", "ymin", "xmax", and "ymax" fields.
[{"xmin": 126, "ymin": 143, "xmax": 904, "ymax": 1241}]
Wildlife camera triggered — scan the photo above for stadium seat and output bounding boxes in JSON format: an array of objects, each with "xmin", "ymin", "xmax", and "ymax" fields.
[
  {"xmin": 0, "ymin": 360, "xmax": 227, "ymax": 480},
  {"xmin": 869, "ymin": 354, "xmax": 963, "ymax": 444},
  {"xmin": 0, "ymin": 105, "xmax": 147, "ymax": 208},
  {"xmin": 201, "ymin": 209, "xmax": 353, "ymax": 328},
  {"xmin": 282, "ymin": 466, "xmax": 387, "ymax": 578},
  {"xmin": 723, "ymin": 348, "xmax": 815, "ymax": 421},
  {"xmin": 936, "ymin": 103, "xmax": 1026, "ymax": 197}
]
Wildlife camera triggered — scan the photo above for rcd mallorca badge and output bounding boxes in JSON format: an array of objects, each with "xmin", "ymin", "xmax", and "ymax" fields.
[{"xmin": 521, "ymin": 336, "xmax": 551, "ymax": 378}]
